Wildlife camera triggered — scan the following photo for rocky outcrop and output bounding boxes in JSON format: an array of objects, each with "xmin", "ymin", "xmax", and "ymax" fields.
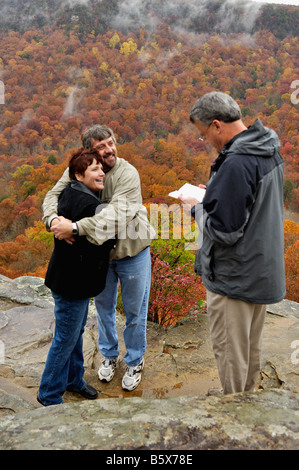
[
  {"xmin": 1, "ymin": 389, "xmax": 298, "ymax": 450},
  {"xmin": 0, "ymin": 274, "xmax": 298, "ymax": 450}
]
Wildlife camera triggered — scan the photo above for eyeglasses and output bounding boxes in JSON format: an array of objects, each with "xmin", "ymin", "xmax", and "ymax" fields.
[{"xmin": 198, "ymin": 122, "xmax": 212, "ymax": 142}]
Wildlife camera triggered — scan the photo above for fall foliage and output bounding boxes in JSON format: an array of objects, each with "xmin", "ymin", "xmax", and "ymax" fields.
[{"xmin": 0, "ymin": 0, "xmax": 298, "ymax": 324}]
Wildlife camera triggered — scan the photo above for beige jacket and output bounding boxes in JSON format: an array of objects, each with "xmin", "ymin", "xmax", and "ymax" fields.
[{"xmin": 42, "ymin": 157, "xmax": 155, "ymax": 260}]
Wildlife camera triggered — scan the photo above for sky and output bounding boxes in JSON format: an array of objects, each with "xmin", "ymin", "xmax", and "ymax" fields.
[{"xmin": 250, "ymin": 0, "xmax": 299, "ymax": 5}]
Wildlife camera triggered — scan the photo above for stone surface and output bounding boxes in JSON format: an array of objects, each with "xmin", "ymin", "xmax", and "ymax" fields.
[
  {"xmin": 0, "ymin": 390, "xmax": 298, "ymax": 450},
  {"xmin": 0, "ymin": 275, "xmax": 299, "ymax": 450},
  {"xmin": 0, "ymin": 274, "xmax": 222, "ymax": 406}
]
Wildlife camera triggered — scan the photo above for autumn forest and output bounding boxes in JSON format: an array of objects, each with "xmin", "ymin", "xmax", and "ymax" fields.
[{"xmin": 0, "ymin": 0, "xmax": 298, "ymax": 324}]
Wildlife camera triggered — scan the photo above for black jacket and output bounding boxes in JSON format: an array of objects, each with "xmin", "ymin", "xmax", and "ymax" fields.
[{"xmin": 45, "ymin": 181, "xmax": 115, "ymax": 299}]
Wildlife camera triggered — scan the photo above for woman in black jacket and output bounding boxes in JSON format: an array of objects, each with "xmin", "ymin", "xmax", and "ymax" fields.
[{"xmin": 38, "ymin": 148, "xmax": 115, "ymax": 406}]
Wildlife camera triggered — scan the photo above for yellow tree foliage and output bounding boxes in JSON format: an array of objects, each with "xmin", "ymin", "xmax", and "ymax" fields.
[
  {"xmin": 120, "ymin": 38, "xmax": 138, "ymax": 55},
  {"xmin": 109, "ymin": 33, "xmax": 120, "ymax": 49}
]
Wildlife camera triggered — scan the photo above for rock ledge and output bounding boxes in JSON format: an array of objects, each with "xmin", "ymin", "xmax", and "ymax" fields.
[{"xmin": 0, "ymin": 275, "xmax": 299, "ymax": 450}]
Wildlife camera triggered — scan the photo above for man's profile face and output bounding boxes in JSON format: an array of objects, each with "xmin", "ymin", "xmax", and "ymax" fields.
[
  {"xmin": 194, "ymin": 120, "xmax": 223, "ymax": 153},
  {"xmin": 91, "ymin": 137, "xmax": 117, "ymax": 171}
]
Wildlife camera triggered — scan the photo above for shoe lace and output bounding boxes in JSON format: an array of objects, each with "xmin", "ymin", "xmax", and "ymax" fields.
[
  {"xmin": 102, "ymin": 358, "xmax": 114, "ymax": 368},
  {"xmin": 126, "ymin": 366, "xmax": 136, "ymax": 377}
]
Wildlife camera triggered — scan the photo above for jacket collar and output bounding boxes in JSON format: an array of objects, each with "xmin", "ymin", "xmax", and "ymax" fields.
[
  {"xmin": 211, "ymin": 128, "xmax": 248, "ymax": 174},
  {"xmin": 70, "ymin": 180, "xmax": 101, "ymax": 202}
]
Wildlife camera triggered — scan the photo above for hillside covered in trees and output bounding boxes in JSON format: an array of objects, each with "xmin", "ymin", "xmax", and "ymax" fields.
[{"xmin": 0, "ymin": 0, "xmax": 298, "ymax": 315}]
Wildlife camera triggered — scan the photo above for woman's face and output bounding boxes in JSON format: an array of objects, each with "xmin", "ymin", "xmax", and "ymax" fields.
[{"xmin": 75, "ymin": 159, "xmax": 105, "ymax": 193}]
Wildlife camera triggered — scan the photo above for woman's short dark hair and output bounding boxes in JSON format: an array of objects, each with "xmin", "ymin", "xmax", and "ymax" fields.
[{"xmin": 69, "ymin": 147, "xmax": 101, "ymax": 180}]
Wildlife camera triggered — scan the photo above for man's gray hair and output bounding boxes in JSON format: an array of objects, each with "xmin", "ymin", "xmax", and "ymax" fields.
[
  {"xmin": 190, "ymin": 91, "xmax": 241, "ymax": 126},
  {"xmin": 81, "ymin": 125, "xmax": 116, "ymax": 148}
]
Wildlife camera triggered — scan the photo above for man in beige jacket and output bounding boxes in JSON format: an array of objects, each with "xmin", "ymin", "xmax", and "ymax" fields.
[{"xmin": 43, "ymin": 125, "xmax": 155, "ymax": 391}]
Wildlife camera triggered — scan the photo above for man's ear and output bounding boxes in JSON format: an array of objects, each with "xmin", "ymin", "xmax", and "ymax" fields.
[{"xmin": 212, "ymin": 119, "xmax": 222, "ymax": 132}]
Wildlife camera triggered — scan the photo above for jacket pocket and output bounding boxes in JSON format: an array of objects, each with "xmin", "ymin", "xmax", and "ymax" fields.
[
  {"xmin": 196, "ymin": 238, "xmax": 215, "ymax": 281},
  {"xmin": 194, "ymin": 249, "xmax": 202, "ymax": 276}
]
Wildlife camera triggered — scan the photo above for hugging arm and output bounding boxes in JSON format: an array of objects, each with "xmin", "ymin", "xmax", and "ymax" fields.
[
  {"xmin": 76, "ymin": 168, "xmax": 142, "ymax": 245},
  {"xmin": 43, "ymin": 166, "xmax": 143, "ymax": 246}
]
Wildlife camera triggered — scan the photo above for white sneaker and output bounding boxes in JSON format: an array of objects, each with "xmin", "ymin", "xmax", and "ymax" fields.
[
  {"xmin": 122, "ymin": 358, "xmax": 145, "ymax": 391},
  {"xmin": 98, "ymin": 356, "xmax": 119, "ymax": 382}
]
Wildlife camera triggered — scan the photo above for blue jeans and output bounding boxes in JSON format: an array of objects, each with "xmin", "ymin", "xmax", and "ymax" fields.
[
  {"xmin": 38, "ymin": 292, "xmax": 90, "ymax": 405},
  {"xmin": 95, "ymin": 247, "xmax": 151, "ymax": 367}
]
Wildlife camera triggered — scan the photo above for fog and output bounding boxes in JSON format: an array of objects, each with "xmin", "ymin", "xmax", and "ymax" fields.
[{"xmin": 111, "ymin": 0, "xmax": 263, "ymax": 35}]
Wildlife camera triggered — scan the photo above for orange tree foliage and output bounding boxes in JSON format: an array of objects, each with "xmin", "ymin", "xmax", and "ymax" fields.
[
  {"xmin": 0, "ymin": 27, "xmax": 298, "ymax": 211},
  {"xmin": 0, "ymin": 221, "xmax": 53, "ymax": 278},
  {"xmin": 285, "ymin": 240, "xmax": 299, "ymax": 303},
  {"xmin": 0, "ymin": 14, "xmax": 298, "ymax": 306},
  {"xmin": 284, "ymin": 220, "xmax": 299, "ymax": 303},
  {"xmin": 284, "ymin": 219, "xmax": 299, "ymax": 252}
]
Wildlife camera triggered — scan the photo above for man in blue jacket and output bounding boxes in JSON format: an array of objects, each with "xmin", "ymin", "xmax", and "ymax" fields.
[{"xmin": 179, "ymin": 91, "xmax": 286, "ymax": 395}]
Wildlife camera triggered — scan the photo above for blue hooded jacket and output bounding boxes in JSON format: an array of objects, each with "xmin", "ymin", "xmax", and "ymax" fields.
[{"xmin": 192, "ymin": 119, "xmax": 286, "ymax": 304}]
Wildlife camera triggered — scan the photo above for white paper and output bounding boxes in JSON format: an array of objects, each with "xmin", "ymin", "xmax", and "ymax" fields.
[{"xmin": 168, "ymin": 183, "xmax": 206, "ymax": 202}]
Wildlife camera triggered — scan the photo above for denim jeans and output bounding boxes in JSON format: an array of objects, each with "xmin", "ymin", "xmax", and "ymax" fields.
[
  {"xmin": 38, "ymin": 291, "xmax": 90, "ymax": 405},
  {"xmin": 95, "ymin": 247, "xmax": 151, "ymax": 367}
]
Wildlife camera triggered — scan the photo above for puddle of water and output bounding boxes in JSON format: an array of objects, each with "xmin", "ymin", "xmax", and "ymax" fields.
[
  {"xmin": 150, "ymin": 382, "xmax": 184, "ymax": 399},
  {"xmin": 92, "ymin": 376, "xmax": 221, "ymax": 400}
]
